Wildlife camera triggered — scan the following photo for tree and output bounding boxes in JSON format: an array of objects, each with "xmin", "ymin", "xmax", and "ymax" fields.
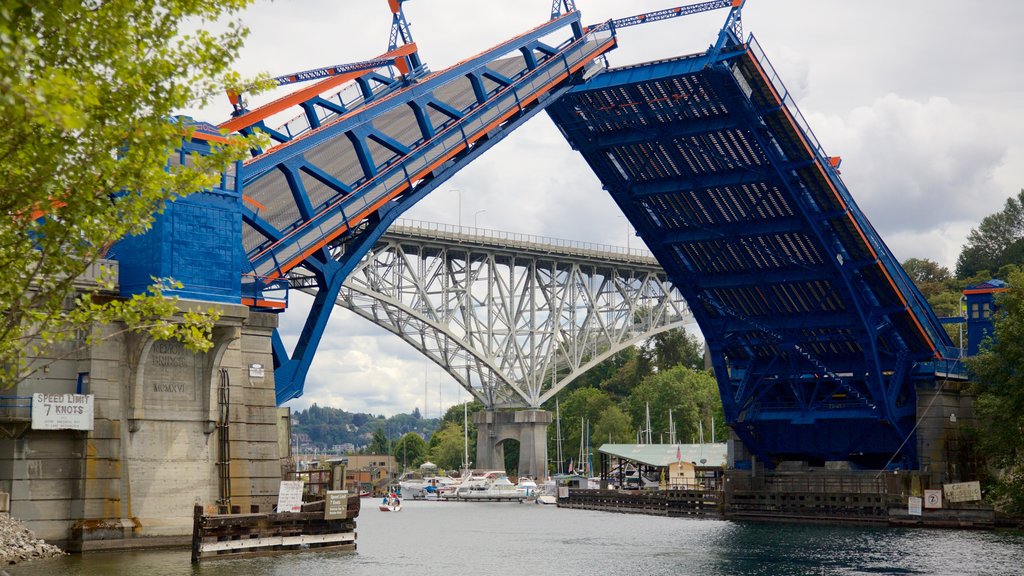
[
  {"xmin": 625, "ymin": 366, "xmax": 723, "ymax": 444},
  {"xmin": 598, "ymin": 347, "xmax": 648, "ymax": 400},
  {"xmin": 0, "ymin": 0, "xmax": 263, "ymax": 387},
  {"xmin": 369, "ymin": 424, "xmax": 390, "ymax": 455},
  {"xmin": 591, "ymin": 405, "xmax": 633, "ymax": 445},
  {"xmin": 428, "ymin": 422, "xmax": 470, "ymax": 470},
  {"xmin": 902, "ymin": 258, "xmax": 953, "ymax": 298},
  {"xmin": 393, "ymin": 432, "xmax": 428, "ymax": 470},
  {"xmin": 644, "ymin": 328, "xmax": 704, "ymax": 372},
  {"xmin": 955, "ymin": 190, "xmax": 1024, "ymax": 278},
  {"xmin": 556, "ymin": 387, "xmax": 619, "ymax": 471},
  {"xmin": 966, "ymin": 266, "xmax": 1024, "ymax": 513},
  {"xmin": 901, "ymin": 258, "xmax": 962, "ymax": 338}
]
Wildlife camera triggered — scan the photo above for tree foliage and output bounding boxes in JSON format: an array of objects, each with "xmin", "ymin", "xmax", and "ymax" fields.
[
  {"xmin": 0, "ymin": 0, "xmax": 263, "ymax": 387},
  {"xmin": 368, "ymin": 424, "xmax": 390, "ymax": 455},
  {"xmin": 625, "ymin": 366, "xmax": 723, "ymax": 444},
  {"xmin": 643, "ymin": 329, "xmax": 704, "ymax": 372},
  {"xmin": 393, "ymin": 432, "xmax": 428, "ymax": 470},
  {"xmin": 428, "ymin": 422, "xmax": 471, "ymax": 471},
  {"xmin": 956, "ymin": 190, "xmax": 1024, "ymax": 278},
  {"xmin": 966, "ymin": 266, "xmax": 1024, "ymax": 513}
]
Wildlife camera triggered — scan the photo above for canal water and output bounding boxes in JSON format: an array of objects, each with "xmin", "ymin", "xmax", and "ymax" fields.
[{"xmin": 7, "ymin": 499, "xmax": 1023, "ymax": 576}]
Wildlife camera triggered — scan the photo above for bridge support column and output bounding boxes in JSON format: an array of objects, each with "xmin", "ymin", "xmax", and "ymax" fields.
[{"xmin": 473, "ymin": 410, "xmax": 553, "ymax": 481}]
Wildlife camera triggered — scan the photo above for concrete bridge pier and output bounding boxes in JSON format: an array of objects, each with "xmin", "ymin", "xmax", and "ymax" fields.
[{"xmin": 473, "ymin": 410, "xmax": 552, "ymax": 481}]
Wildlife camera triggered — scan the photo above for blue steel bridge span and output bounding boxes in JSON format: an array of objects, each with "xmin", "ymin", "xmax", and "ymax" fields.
[
  {"xmin": 119, "ymin": 2, "xmax": 966, "ymax": 470},
  {"xmin": 546, "ymin": 25, "xmax": 965, "ymax": 468}
]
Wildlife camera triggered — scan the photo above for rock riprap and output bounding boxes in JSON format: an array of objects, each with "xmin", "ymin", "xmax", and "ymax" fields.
[{"xmin": 0, "ymin": 515, "xmax": 64, "ymax": 565}]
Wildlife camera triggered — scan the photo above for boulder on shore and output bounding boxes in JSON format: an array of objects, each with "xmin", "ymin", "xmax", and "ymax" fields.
[{"xmin": 0, "ymin": 514, "xmax": 65, "ymax": 565}]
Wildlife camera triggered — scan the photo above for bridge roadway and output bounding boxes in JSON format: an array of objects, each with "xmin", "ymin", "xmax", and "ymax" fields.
[{"xmin": 290, "ymin": 218, "xmax": 692, "ymax": 411}]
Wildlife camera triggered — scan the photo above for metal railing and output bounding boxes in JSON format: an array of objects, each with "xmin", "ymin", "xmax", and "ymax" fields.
[
  {"xmin": 390, "ymin": 218, "xmax": 654, "ymax": 260},
  {"xmin": 0, "ymin": 395, "xmax": 32, "ymax": 420}
]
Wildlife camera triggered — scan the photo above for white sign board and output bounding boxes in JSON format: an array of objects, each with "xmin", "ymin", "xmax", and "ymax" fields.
[
  {"xmin": 277, "ymin": 480, "xmax": 304, "ymax": 513},
  {"xmin": 908, "ymin": 496, "xmax": 922, "ymax": 516},
  {"xmin": 924, "ymin": 489, "xmax": 943, "ymax": 509},
  {"xmin": 944, "ymin": 481, "xmax": 982, "ymax": 503},
  {"xmin": 31, "ymin": 393, "xmax": 94, "ymax": 431}
]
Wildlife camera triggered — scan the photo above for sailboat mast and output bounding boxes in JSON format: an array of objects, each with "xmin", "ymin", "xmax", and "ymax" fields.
[
  {"xmin": 668, "ymin": 409, "xmax": 674, "ymax": 445},
  {"xmin": 462, "ymin": 401, "xmax": 470, "ymax": 472},
  {"xmin": 578, "ymin": 417, "xmax": 585, "ymax": 473},
  {"xmin": 586, "ymin": 419, "xmax": 592, "ymax": 477},
  {"xmin": 555, "ymin": 398, "xmax": 563, "ymax": 475},
  {"xmin": 645, "ymin": 402, "xmax": 652, "ymax": 444}
]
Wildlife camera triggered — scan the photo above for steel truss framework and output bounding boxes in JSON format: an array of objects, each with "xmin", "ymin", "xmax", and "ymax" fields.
[
  {"xmin": 548, "ymin": 21, "xmax": 963, "ymax": 468},
  {"xmin": 292, "ymin": 222, "xmax": 692, "ymax": 409},
  {"xmin": 226, "ymin": 10, "xmax": 618, "ymax": 402}
]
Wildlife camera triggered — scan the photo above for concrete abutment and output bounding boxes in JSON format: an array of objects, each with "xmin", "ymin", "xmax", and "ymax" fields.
[
  {"xmin": 0, "ymin": 303, "xmax": 284, "ymax": 551},
  {"xmin": 473, "ymin": 409, "xmax": 551, "ymax": 480}
]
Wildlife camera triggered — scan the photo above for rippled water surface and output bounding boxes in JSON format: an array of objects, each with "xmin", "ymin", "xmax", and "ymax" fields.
[{"xmin": 8, "ymin": 499, "xmax": 1023, "ymax": 576}]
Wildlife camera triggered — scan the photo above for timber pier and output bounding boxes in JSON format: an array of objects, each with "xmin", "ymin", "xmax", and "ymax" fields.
[{"xmin": 558, "ymin": 470, "xmax": 995, "ymax": 529}]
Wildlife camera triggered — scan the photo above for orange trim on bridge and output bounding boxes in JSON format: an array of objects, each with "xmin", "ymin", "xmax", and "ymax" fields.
[
  {"xmin": 241, "ymin": 297, "xmax": 287, "ymax": 309},
  {"xmin": 255, "ymin": 33, "xmax": 617, "ymax": 281},
  {"xmin": 744, "ymin": 49, "xmax": 940, "ymax": 359},
  {"xmin": 219, "ymin": 43, "xmax": 419, "ymax": 134}
]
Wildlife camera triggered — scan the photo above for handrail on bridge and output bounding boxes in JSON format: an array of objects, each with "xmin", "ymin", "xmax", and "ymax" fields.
[
  {"xmin": 0, "ymin": 395, "xmax": 33, "ymax": 420},
  {"xmin": 390, "ymin": 218, "xmax": 655, "ymax": 260}
]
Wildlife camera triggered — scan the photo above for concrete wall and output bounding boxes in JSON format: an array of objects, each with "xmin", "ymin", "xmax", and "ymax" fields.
[
  {"xmin": 473, "ymin": 410, "xmax": 551, "ymax": 480},
  {"xmin": 0, "ymin": 303, "xmax": 282, "ymax": 550},
  {"xmin": 916, "ymin": 380, "xmax": 976, "ymax": 485}
]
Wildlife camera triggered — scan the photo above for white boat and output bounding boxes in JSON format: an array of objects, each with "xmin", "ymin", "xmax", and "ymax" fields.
[
  {"xmin": 378, "ymin": 495, "xmax": 402, "ymax": 512},
  {"xmin": 398, "ymin": 461, "xmax": 462, "ymax": 499},
  {"xmin": 516, "ymin": 476, "xmax": 539, "ymax": 497},
  {"xmin": 451, "ymin": 471, "xmax": 523, "ymax": 500},
  {"xmin": 535, "ymin": 494, "xmax": 557, "ymax": 505}
]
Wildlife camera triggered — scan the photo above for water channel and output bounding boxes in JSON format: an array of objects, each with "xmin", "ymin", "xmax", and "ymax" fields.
[{"xmin": 8, "ymin": 499, "xmax": 1023, "ymax": 576}]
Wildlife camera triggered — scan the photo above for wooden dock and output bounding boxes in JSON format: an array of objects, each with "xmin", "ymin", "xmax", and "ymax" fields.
[
  {"xmin": 191, "ymin": 496, "xmax": 360, "ymax": 562},
  {"xmin": 560, "ymin": 471, "xmax": 997, "ymax": 529},
  {"xmin": 560, "ymin": 488, "xmax": 721, "ymax": 518}
]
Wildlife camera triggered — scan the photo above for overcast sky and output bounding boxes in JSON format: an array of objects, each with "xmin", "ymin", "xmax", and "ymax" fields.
[{"xmin": 197, "ymin": 1, "xmax": 1024, "ymax": 417}]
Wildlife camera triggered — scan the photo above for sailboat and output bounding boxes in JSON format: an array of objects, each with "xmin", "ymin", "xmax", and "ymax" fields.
[{"xmin": 378, "ymin": 493, "xmax": 402, "ymax": 512}]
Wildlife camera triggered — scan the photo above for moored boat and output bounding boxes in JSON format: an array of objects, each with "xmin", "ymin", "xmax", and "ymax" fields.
[{"xmin": 451, "ymin": 471, "xmax": 524, "ymax": 501}]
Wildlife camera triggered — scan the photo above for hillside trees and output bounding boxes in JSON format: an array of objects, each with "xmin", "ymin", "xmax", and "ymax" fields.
[
  {"xmin": 956, "ymin": 190, "xmax": 1024, "ymax": 278},
  {"xmin": 0, "ymin": 0, "xmax": 265, "ymax": 387},
  {"xmin": 966, "ymin": 266, "xmax": 1024, "ymax": 513}
]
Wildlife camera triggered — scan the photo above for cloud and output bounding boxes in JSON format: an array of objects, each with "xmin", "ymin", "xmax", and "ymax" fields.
[{"xmin": 807, "ymin": 94, "xmax": 1009, "ymax": 268}]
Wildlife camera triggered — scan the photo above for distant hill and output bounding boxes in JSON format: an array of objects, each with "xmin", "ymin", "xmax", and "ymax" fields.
[{"xmin": 291, "ymin": 403, "xmax": 440, "ymax": 453}]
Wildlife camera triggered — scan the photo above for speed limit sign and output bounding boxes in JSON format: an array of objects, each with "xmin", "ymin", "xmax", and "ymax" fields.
[{"xmin": 924, "ymin": 489, "xmax": 943, "ymax": 509}]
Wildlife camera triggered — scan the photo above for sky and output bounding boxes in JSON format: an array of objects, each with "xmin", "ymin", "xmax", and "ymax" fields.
[{"xmin": 194, "ymin": 1, "xmax": 1024, "ymax": 417}]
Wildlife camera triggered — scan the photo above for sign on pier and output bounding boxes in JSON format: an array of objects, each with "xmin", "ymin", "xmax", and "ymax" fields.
[
  {"xmin": 943, "ymin": 481, "xmax": 982, "ymax": 503},
  {"xmin": 31, "ymin": 393, "xmax": 94, "ymax": 431}
]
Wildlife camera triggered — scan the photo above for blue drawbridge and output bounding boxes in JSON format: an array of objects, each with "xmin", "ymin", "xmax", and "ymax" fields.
[
  {"xmin": 547, "ymin": 10, "xmax": 964, "ymax": 468},
  {"xmin": 120, "ymin": 1, "xmax": 965, "ymax": 469}
]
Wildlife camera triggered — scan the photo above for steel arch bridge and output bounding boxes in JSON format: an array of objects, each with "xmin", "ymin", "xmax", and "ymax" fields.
[
  {"xmin": 118, "ymin": 0, "xmax": 970, "ymax": 470},
  {"xmin": 292, "ymin": 220, "xmax": 692, "ymax": 410}
]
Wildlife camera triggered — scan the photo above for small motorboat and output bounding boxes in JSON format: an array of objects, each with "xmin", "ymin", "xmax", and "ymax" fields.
[{"xmin": 535, "ymin": 494, "xmax": 557, "ymax": 505}]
